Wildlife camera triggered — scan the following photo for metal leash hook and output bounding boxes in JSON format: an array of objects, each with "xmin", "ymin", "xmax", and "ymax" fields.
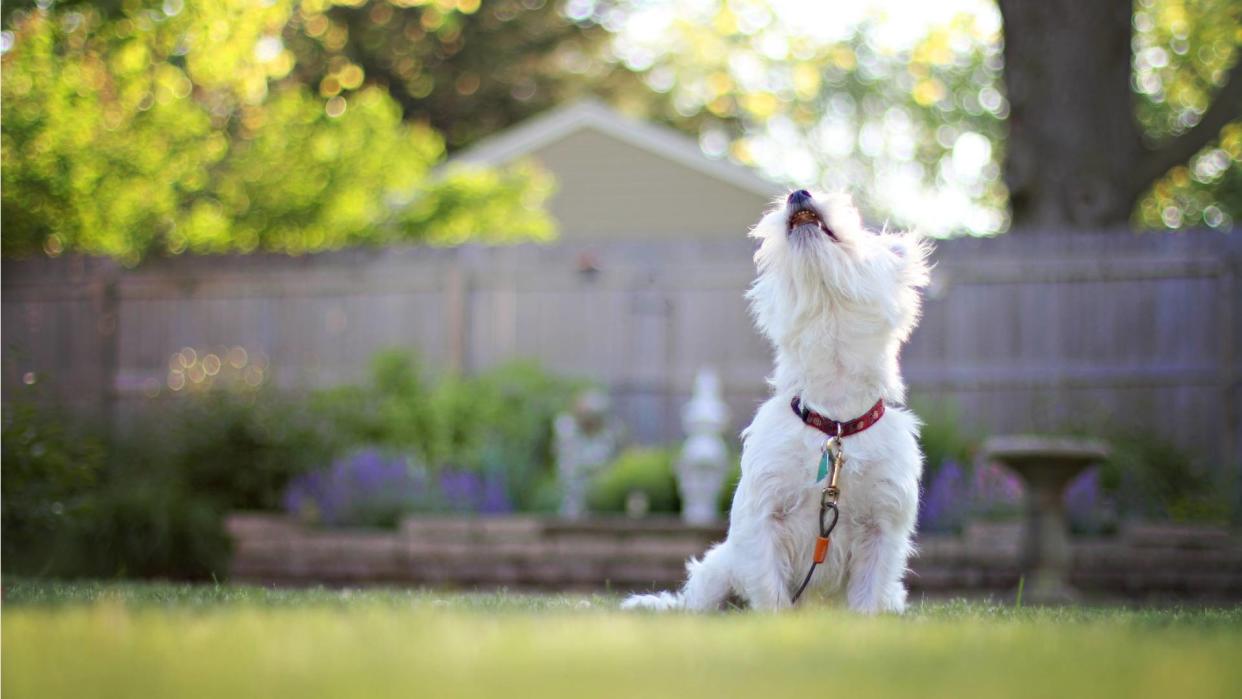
[
  {"xmin": 813, "ymin": 442, "xmax": 843, "ymax": 563},
  {"xmin": 792, "ymin": 428, "xmax": 845, "ymax": 604}
]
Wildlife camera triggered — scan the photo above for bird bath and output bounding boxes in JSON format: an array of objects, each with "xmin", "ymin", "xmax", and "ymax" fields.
[{"xmin": 980, "ymin": 435, "xmax": 1110, "ymax": 604}]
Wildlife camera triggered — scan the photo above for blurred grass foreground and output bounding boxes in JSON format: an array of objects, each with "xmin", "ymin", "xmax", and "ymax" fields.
[{"xmin": 3, "ymin": 581, "xmax": 1242, "ymax": 699}]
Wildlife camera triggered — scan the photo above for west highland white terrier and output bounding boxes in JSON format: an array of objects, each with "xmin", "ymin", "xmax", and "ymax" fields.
[{"xmin": 623, "ymin": 189, "xmax": 931, "ymax": 614}]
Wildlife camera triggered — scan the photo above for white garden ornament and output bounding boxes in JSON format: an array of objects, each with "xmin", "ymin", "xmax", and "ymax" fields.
[{"xmin": 675, "ymin": 368, "xmax": 731, "ymax": 524}]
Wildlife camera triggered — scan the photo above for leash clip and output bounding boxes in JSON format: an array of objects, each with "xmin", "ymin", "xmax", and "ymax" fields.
[
  {"xmin": 794, "ymin": 425, "xmax": 847, "ymax": 604},
  {"xmin": 820, "ymin": 431, "xmax": 844, "ymax": 506}
]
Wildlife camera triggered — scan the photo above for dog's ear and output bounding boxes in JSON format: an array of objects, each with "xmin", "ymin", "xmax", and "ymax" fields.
[
  {"xmin": 879, "ymin": 232, "xmax": 933, "ymax": 342},
  {"xmin": 885, "ymin": 233, "xmax": 933, "ymax": 289}
]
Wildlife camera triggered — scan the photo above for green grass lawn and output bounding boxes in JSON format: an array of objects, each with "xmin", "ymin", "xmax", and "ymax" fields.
[{"xmin": 4, "ymin": 580, "xmax": 1241, "ymax": 699}]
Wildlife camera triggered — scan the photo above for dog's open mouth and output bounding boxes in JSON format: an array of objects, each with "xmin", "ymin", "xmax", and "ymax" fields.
[{"xmin": 788, "ymin": 208, "xmax": 838, "ymax": 241}]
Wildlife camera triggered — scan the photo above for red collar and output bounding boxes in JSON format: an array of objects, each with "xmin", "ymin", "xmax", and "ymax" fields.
[{"xmin": 790, "ymin": 396, "xmax": 885, "ymax": 438}]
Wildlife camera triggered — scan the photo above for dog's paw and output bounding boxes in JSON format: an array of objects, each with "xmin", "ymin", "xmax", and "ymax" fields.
[
  {"xmin": 850, "ymin": 591, "xmax": 908, "ymax": 615},
  {"xmin": 620, "ymin": 592, "xmax": 682, "ymax": 612}
]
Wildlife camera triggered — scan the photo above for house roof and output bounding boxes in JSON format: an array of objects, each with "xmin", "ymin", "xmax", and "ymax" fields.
[{"xmin": 448, "ymin": 98, "xmax": 783, "ymax": 199}]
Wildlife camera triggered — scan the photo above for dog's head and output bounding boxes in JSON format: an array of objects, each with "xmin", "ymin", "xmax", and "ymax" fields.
[{"xmin": 746, "ymin": 190, "xmax": 931, "ymax": 396}]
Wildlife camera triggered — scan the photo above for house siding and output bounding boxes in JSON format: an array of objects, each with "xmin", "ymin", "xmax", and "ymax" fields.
[{"xmin": 528, "ymin": 129, "xmax": 776, "ymax": 240}]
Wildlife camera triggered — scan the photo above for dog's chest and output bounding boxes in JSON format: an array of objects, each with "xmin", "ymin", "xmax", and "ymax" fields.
[{"xmin": 773, "ymin": 429, "xmax": 893, "ymax": 514}]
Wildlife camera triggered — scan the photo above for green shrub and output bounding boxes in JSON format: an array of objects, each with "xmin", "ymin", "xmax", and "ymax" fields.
[
  {"xmin": 338, "ymin": 350, "xmax": 441, "ymax": 462},
  {"xmin": 3, "ymin": 350, "xmax": 583, "ymax": 579},
  {"xmin": 67, "ymin": 478, "xmax": 230, "ymax": 579},
  {"xmin": 909, "ymin": 397, "xmax": 1232, "ymax": 524},
  {"xmin": 312, "ymin": 350, "xmax": 583, "ymax": 510},
  {"xmin": 1, "ymin": 402, "xmax": 106, "ymax": 575},
  {"xmin": 719, "ymin": 457, "xmax": 742, "ymax": 515},
  {"xmin": 466, "ymin": 361, "xmax": 585, "ymax": 509},
  {"xmin": 524, "ymin": 473, "xmax": 565, "ymax": 514},
  {"xmin": 167, "ymin": 391, "xmax": 338, "ymax": 511},
  {"xmin": 589, "ymin": 448, "xmax": 680, "ymax": 515},
  {"xmin": 2, "ymin": 386, "xmax": 336, "ymax": 580},
  {"xmin": 910, "ymin": 398, "xmax": 978, "ymax": 470},
  {"xmin": 1100, "ymin": 431, "xmax": 1232, "ymax": 524}
]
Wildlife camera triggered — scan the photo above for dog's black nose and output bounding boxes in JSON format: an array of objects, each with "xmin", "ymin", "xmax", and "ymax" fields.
[{"xmin": 787, "ymin": 189, "xmax": 812, "ymax": 206}]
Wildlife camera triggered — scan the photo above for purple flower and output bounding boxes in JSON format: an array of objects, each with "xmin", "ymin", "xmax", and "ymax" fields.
[
  {"xmin": 439, "ymin": 470, "xmax": 477, "ymax": 508},
  {"xmin": 1065, "ymin": 466, "xmax": 1111, "ymax": 534},
  {"xmin": 437, "ymin": 469, "xmax": 513, "ymax": 514},
  {"xmin": 480, "ymin": 472, "xmax": 512, "ymax": 515},
  {"xmin": 970, "ymin": 461, "xmax": 1024, "ymax": 518},
  {"xmin": 284, "ymin": 449, "xmax": 514, "ymax": 526},
  {"xmin": 919, "ymin": 460, "xmax": 966, "ymax": 532},
  {"xmin": 284, "ymin": 449, "xmax": 425, "ymax": 527}
]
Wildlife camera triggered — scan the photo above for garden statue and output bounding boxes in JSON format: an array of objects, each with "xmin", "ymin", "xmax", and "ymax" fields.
[
  {"xmin": 675, "ymin": 368, "xmax": 731, "ymax": 524},
  {"xmin": 554, "ymin": 388, "xmax": 618, "ymax": 519}
]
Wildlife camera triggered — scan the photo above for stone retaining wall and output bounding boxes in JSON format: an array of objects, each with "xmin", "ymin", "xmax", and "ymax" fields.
[{"xmin": 226, "ymin": 513, "xmax": 1242, "ymax": 601}]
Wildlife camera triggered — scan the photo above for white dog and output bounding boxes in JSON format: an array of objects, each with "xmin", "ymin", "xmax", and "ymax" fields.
[{"xmin": 623, "ymin": 190, "xmax": 931, "ymax": 614}]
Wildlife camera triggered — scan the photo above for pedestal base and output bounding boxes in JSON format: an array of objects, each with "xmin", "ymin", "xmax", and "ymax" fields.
[
  {"xmin": 982, "ymin": 435, "xmax": 1110, "ymax": 607},
  {"xmin": 1023, "ymin": 572, "xmax": 1080, "ymax": 605}
]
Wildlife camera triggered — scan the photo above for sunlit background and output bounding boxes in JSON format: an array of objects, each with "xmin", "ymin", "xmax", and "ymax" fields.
[{"xmin": 2, "ymin": 0, "xmax": 1239, "ymax": 263}]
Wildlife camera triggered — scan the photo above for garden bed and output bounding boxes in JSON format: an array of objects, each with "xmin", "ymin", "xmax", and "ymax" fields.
[{"xmin": 226, "ymin": 513, "xmax": 1242, "ymax": 600}]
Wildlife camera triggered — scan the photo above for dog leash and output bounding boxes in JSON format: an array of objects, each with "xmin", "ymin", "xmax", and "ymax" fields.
[
  {"xmin": 788, "ymin": 396, "xmax": 886, "ymax": 605},
  {"xmin": 791, "ymin": 431, "xmax": 843, "ymax": 604}
]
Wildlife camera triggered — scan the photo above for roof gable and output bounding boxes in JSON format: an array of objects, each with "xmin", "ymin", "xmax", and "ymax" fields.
[{"xmin": 450, "ymin": 99, "xmax": 782, "ymax": 199}]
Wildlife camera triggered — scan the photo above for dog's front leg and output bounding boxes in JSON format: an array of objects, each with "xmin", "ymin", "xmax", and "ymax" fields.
[
  {"xmin": 734, "ymin": 516, "xmax": 795, "ymax": 611},
  {"xmin": 845, "ymin": 516, "xmax": 912, "ymax": 614}
]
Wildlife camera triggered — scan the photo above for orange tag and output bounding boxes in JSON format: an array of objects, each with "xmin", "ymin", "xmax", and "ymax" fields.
[{"xmin": 813, "ymin": 536, "xmax": 831, "ymax": 564}]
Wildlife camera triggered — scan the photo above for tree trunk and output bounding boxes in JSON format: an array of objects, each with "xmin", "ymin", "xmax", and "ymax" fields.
[
  {"xmin": 998, "ymin": 0, "xmax": 1142, "ymax": 229},
  {"xmin": 998, "ymin": 0, "xmax": 1242, "ymax": 230}
]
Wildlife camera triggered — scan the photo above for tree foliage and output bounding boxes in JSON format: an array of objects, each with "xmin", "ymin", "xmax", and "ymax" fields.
[
  {"xmin": 1, "ymin": 1, "xmax": 553, "ymax": 263},
  {"xmin": 599, "ymin": 2, "xmax": 1010, "ymax": 234},
  {"xmin": 285, "ymin": 0, "xmax": 611, "ymax": 150},
  {"xmin": 5, "ymin": 0, "xmax": 1236, "ymax": 246},
  {"xmin": 602, "ymin": 0, "xmax": 1239, "ymax": 233},
  {"xmin": 1132, "ymin": 0, "xmax": 1242, "ymax": 230}
]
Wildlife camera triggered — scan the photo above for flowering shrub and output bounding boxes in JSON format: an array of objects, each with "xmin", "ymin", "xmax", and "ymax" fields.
[
  {"xmin": 438, "ymin": 470, "xmax": 511, "ymax": 515},
  {"xmin": 284, "ymin": 449, "xmax": 512, "ymax": 528},
  {"xmin": 919, "ymin": 460, "xmax": 1122, "ymax": 535},
  {"xmin": 311, "ymin": 351, "xmax": 582, "ymax": 511},
  {"xmin": 918, "ymin": 459, "xmax": 1021, "ymax": 532},
  {"xmin": 918, "ymin": 460, "xmax": 968, "ymax": 533},
  {"xmin": 969, "ymin": 461, "xmax": 1025, "ymax": 520},
  {"xmin": 1065, "ymin": 467, "xmax": 1118, "ymax": 535}
]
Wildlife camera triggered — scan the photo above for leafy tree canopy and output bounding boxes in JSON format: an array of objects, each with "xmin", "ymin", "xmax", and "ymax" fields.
[
  {"xmin": 284, "ymin": 0, "xmax": 620, "ymax": 150},
  {"xmin": 1, "ymin": 1, "xmax": 554, "ymax": 263},
  {"xmin": 1131, "ymin": 0, "xmax": 1241, "ymax": 230},
  {"xmin": 5, "ymin": 0, "xmax": 1236, "ymax": 249},
  {"xmin": 601, "ymin": 0, "xmax": 1240, "ymax": 234}
]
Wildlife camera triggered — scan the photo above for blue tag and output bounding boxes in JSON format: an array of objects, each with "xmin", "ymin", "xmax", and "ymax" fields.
[{"xmin": 816, "ymin": 451, "xmax": 829, "ymax": 482}]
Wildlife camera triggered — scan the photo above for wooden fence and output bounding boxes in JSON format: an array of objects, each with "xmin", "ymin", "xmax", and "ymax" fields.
[{"xmin": 3, "ymin": 230, "xmax": 1240, "ymax": 482}]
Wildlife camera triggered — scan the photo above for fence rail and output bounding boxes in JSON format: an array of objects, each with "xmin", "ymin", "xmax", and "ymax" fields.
[{"xmin": 4, "ymin": 231, "xmax": 1240, "ymax": 481}]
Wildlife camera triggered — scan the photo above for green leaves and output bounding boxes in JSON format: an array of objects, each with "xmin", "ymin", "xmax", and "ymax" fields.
[
  {"xmin": 1, "ymin": 2, "xmax": 552, "ymax": 263},
  {"xmin": 1133, "ymin": 0, "xmax": 1242, "ymax": 230}
]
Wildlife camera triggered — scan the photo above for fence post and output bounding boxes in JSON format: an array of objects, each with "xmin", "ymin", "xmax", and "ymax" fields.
[
  {"xmin": 1221, "ymin": 248, "xmax": 1240, "ymax": 522},
  {"xmin": 97, "ymin": 266, "xmax": 121, "ymax": 431},
  {"xmin": 445, "ymin": 247, "xmax": 472, "ymax": 374}
]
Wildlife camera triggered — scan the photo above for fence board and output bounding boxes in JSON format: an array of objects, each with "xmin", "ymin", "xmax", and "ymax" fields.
[{"xmin": 3, "ymin": 231, "xmax": 1240, "ymax": 481}]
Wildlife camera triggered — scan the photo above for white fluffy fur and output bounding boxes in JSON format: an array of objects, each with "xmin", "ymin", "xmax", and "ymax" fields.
[{"xmin": 623, "ymin": 191, "xmax": 932, "ymax": 614}]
